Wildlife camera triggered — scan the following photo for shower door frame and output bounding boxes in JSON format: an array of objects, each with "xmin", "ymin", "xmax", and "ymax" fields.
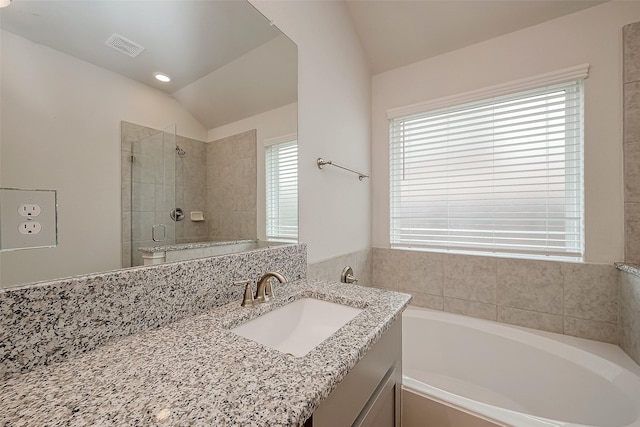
[{"xmin": 129, "ymin": 124, "xmax": 177, "ymax": 267}]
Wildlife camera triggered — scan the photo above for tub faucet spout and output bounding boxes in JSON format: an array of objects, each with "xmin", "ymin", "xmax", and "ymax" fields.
[{"xmin": 255, "ymin": 271, "xmax": 287, "ymax": 303}]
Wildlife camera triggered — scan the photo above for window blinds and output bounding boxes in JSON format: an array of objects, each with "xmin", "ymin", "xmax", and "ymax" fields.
[
  {"xmin": 266, "ymin": 140, "xmax": 298, "ymax": 242},
  {"xmin": 389, "ymin": 80, "xmax": 584, "ymax": 259}
]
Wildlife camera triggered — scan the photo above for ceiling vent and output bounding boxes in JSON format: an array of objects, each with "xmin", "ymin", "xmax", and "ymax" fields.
[{"xmin": 105, "ymin": 33, "xmax": 145, "ymax": 58}]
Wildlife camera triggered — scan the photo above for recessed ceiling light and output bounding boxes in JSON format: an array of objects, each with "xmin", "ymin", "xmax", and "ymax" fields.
[
  {"xmin": 154, "ymin": 73, "xmax": 171, "ymax": 83},
  {"xmin": 0, "ymin": 0, "xmax": 12, "ymax": 8}
]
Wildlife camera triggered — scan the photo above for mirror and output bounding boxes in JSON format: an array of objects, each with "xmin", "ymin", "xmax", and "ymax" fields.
[{"xmin": 0, "ymin": 0, "xmax": 297, "ymax": 288}]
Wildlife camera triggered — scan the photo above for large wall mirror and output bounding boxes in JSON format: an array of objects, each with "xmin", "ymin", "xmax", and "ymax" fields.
[{"xmin": 0, "ymin": 0, "xmax": 298, "ymax": 288}]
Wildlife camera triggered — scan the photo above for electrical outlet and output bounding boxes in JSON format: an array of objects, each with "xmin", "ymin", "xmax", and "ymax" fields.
[
  {"xmin": 18, "ymin": 222, "xmax": 42, "ymax": 235},
  {"xmin": 18, "ymin": 204, "xmax": 41, "ymax": 217},
  {"xmin": 0, "ymin": 188, "xmax": 57, "ymax": 251}
]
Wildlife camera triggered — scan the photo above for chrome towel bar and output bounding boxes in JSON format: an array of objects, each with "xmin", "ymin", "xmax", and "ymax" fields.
[{"xmin": 317, "ymin": 158, "xmax": 369, "ymax": 181}]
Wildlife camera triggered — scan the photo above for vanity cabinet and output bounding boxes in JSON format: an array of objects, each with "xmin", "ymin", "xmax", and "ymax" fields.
[{"xmin": 305, "ymin": 317, "xmax": 402, "ymax": 427}]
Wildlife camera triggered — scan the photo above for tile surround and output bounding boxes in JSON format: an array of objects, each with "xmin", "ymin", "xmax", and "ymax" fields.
[
  {"xmin": 444, "ymin": 297, "xmax": 497, "ymax": 322},
  {"xmin": 307, "ymin": 248, "xmax": 372, "ymax": 285},
  {"xmin": 619, "ymin": 267, "xmax": 640, "ymax": 364},
  {"xmin": 625, "ymin": 23, "xmax": 640, "ymax": 264},
  {"xmin": 621, "ymin": 21, "xmax": 640, "ymax": 364},
  {"xmin": 121, "ymin": 123, "xmax": 260, "ymax": 267},
  {"xmin": 443, "ymin": 254, "xmax": 496, "ymax": 304},
  {"xmin": 496, "ymin": 258, "xmax": 563, "ymax": 315},
  {"xmin": 624, "ymin": 21, "xmax": 640, "ymax": 83},
  {"xmin": 372, "ymin": 248, "xmax": 619, "ymax": 343},
  {"xmin": 497, "ymin": 306, "xmax": 564, "ymax": 334},
  {"xmin": 206, "ymin": 130, "xmax": 257, "ymax": 242},
  {"xmin": 563, "ymin": 263, "xmax": 619, "ymax": 324}
]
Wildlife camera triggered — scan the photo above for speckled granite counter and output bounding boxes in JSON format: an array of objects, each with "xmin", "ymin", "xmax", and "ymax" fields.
[
  {"xmin": 1, "ymin": 279, "xmax": 411, "ymax": 426},
  {"xmin": 137, "ymin": 239, "xmax": 267, "ymax": 254},
  {"xmin": 616, "ymin": 262, "xmax": 640, "ymax": 278}
]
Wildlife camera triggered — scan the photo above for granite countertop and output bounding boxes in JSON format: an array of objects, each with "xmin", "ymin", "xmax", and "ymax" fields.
[
  {"xmin": 616, "ymin": 262, "xmax": 640, "ymax": 278},
  {"xmin": 1, "ymin": 279, "xmax": 411, "ymax": 427},
  {"xmin": 137, "ymin": 239, "xmax": 258, "ymax": 253}
]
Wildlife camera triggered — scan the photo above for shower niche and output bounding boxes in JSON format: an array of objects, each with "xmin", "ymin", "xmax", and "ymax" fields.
[{"xmin": 121, "ymin": 121, "xmax": 258, "ymax": 267}]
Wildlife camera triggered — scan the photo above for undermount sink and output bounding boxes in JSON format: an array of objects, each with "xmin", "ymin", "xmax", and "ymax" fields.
[{"xmin": 231, "ymin": 298, "xmax": 363, "ymax": 357}]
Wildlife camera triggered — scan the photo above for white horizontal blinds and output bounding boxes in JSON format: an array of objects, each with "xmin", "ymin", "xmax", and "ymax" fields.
[
  {"xmin": 390, "ymin": 80, "xmax": 584, "ymax": 259},
  {"xmin": 266, "ymin": 140, "xmax": 298, "ymax": 242}
]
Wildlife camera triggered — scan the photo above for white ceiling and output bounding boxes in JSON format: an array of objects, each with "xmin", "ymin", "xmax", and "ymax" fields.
[
  {"xmin": 1, "ymin": 0, "xmax": 298, "ymax": 129},
  {"xmin": 346, "ymin": 0, "xmax": 606, "ymax": 75},
  {"xmin": 1, "ymin": 0, "xmax": 609, "ymax": 129}
]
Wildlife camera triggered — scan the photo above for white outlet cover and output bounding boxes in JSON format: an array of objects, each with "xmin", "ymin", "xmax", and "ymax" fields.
[
  {"xmin": 0, "ymin": 188, "xmax": 57, "ymax": 251},
  {"xmin": 18, "ymin": 221, "xmax": 42, "ymax": 235},
  {"xmin": 18, "ymin": 204, "xmax": 42, "ymax": 217}
]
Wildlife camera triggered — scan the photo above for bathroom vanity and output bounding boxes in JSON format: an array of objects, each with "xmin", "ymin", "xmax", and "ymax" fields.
[
  {"xmin": 307, "ymin": 317, "xmax": 402, "ymax": 427},
  {"xmin": 1, "ymin": 262, "xmax": 410, "ymax": 426}
]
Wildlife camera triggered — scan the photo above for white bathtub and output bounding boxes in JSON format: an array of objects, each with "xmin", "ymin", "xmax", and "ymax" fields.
[{"xmin": 402, "ymin": 306, "xmax": 640, "ymax": 427}]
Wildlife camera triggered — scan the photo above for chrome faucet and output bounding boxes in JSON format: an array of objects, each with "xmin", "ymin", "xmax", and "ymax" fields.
[{"xmin": 255, "ymin": 271, "xmax": 287, "ymax": 303}]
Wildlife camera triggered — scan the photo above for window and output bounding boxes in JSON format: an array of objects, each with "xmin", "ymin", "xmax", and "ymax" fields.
[
  {"xmin": 265, "ymin": 138, "xmax": 298, "ymax": 242},
  {"xmin": 389, "ymin": 79, "xmax": 584, "ymax": 260}
]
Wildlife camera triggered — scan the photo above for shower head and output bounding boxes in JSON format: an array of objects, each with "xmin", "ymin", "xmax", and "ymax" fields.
[{"xmin": 176, "ymin": 146, "xmax": 186, "ymax": 156}]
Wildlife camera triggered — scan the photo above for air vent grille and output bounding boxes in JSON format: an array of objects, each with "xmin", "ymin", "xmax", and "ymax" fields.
[{"xmin": 105, "ymin": 33, "xmax": 145, "ymax": 58}]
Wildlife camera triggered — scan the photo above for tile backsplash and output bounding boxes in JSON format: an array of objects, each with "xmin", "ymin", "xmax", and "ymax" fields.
[
  {"xmin": 0, "ymin": 244, "xmax": 306, "ymax": 380},
  {"xmin": 371, "ymin": 248, "xmax": 619, "ymax": 344},
  {"xmin": 307, "ymin": 248, "xmax": 372, "ymax": 285}
]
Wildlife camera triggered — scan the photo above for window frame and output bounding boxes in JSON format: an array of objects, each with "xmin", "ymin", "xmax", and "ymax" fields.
[
  {"xmin": 265, "ymin": 135, "xmax": 298, "ymax": 243},
  {"xmin": 388, "ymin": 67, "xmax": 588, "ymax": 261}
]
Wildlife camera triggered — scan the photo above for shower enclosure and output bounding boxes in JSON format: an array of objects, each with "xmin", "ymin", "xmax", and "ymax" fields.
[
  {"xmin": 121, "ymin": 121, "xmax": 264, "ymax": 268},
  {"xmin": 129, "ymin": 124, "xmax": 178, "ymax": 267}
]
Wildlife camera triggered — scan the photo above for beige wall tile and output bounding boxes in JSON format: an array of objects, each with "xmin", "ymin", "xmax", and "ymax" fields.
[
  {"xmin": 409, "ymin": 292, "xmax": 443, "ymax": 311},
  {"xmin": 396, "ymin": 250, "xmax": 443, "ymax": 295},
  {"xmin": 444, "ymin": 297, "xmax": 497, "ymax": 321},
  {"xmin": 620, "ymin": 272, "xmax": 640, "ymax": 365},
  {"xmin": 121, "ymin": 212, "xmax": 131, "ymax": 244},
  {"xmin": 121, "ymin": 150, "xmax": 132, "ymax": 184},
  {"xmin": 626, "ymin": 202, "xmax": 640, "ymax": 222},
  {"xmin": 308, "ymin": 248, "xmax": 372, "ymax": 285},
  {"xmin": 562, "ymin": 263, "xmax": 618, "ymax": 323},
  {"xmin": 496, "ymin": 258, "xmax": 563, "ymax": 315},
  {"xmin": 121, "ymin": 181, "xmax": 131, "ymax": 213},
  {"xmin": 206, "ymin": 131, "xmax": 257, "ymax": 241},
  {"xmin": 121, "ymin": 245, "xmax": 131, "ymax": 269},
  {"xmin": 372, "ymin": 248, "xmax": 398, "ymax": 290},
  {"xmin": 131, "ymin": 212, "xmax": 154, "ymax": 241},
  {"xmin": 444, "ymin": 253, "xmax": 496, "ymax": 304},
  {"xmin": 564, "ymin": 317, "xmax": 618, "ymax": 344},
  {"xmin": 625, "ymin": 219, "xmax": 640, "ymax": 264},
  {"xmin": 372, "ymin": 248, "xmax": 443, "ymax": 295},
  {"xmin": 624, "ymin": 142, "xmax": 640, "ymax": 201},
  {"xmin": 625, "ymin": 22, "xmax": 640, "ymax": 84},
  {"xmin": 497, "ymin": 306, "xmax": 563, "ymax": 334},
  {"xmin": 625, "ymin": 83, "xmax": 640, "ymax": 143}
]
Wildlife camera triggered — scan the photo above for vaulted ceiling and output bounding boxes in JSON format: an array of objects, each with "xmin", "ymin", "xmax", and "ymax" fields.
[
  {"xmin": 346, "ymin": 0, "xmax": 606, "ymax": 74},
  {"xmin": 1, "ymin": 0, "xmax": 607, "ymax": 129}
]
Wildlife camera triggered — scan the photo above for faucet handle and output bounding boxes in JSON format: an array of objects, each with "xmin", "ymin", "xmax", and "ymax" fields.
[
  {"xmin": 263, "ymin": 279, "xmax": 275, "ymax": 300},
  {"xmin": 233, "ymin": 280, "xmax": 254, "ymax": 307}
]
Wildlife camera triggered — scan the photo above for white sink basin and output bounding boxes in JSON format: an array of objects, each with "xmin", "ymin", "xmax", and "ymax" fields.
[{"xmin": 231, "ymin": 298, "xmax": 363, "ymax": 357}]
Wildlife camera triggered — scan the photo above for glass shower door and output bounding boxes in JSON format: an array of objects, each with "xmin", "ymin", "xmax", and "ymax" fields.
[{"xmin": 130, "ymin": 124, "xmax": 177, "ymax": 266}]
